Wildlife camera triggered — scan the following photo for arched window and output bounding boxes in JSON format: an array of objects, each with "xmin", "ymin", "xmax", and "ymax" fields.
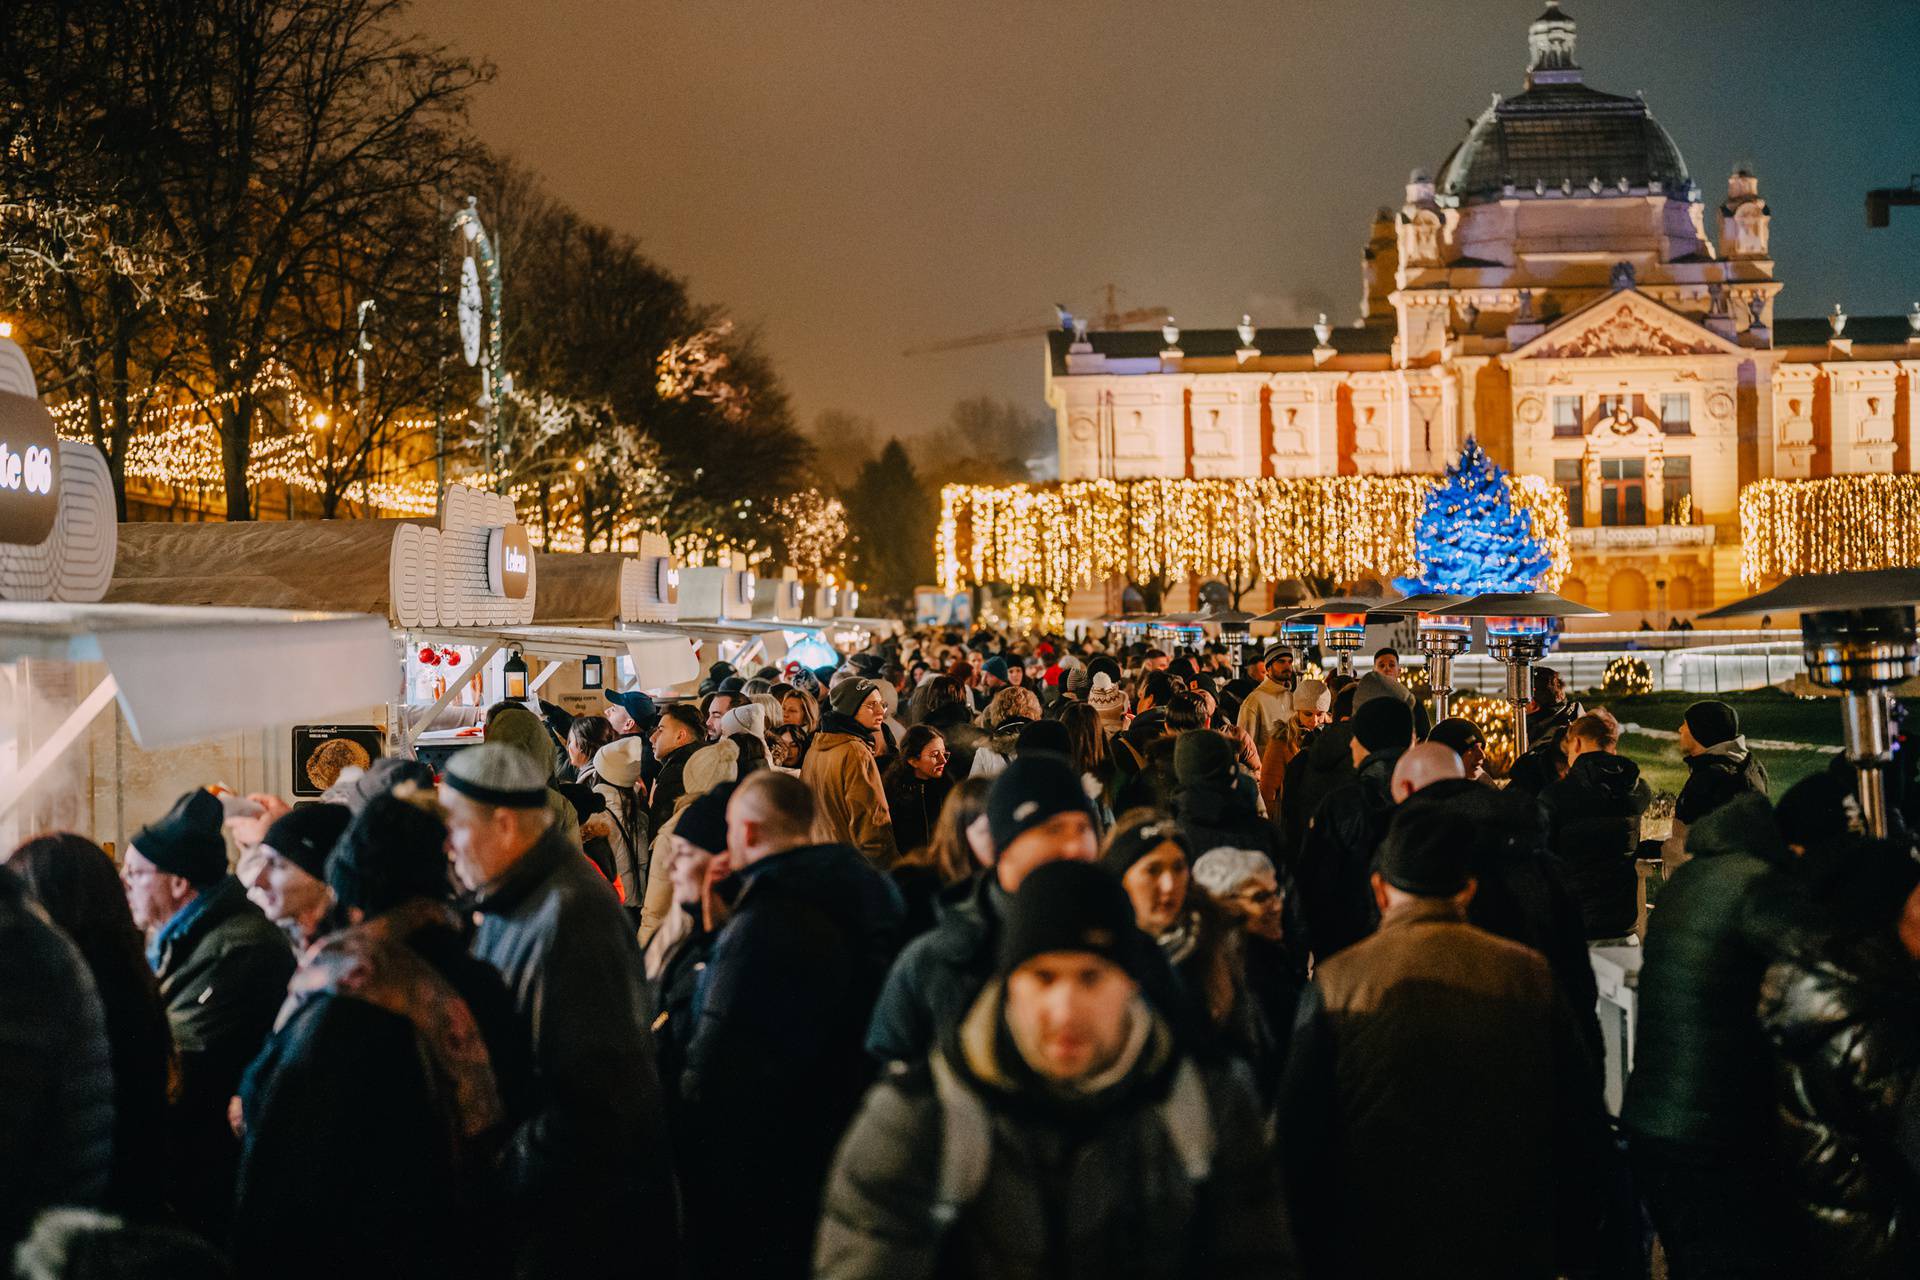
[
  {"xmin": 1668, "ymin": 575, "xmax": 1696, "ymax": 612},
  {"xmin": 1607, "ymin": 569, "xmax": 1649, "ymax": 613},
  {"xmin": 1560, "ymin": 576, "xmax": 1589, "ymax": 606}
]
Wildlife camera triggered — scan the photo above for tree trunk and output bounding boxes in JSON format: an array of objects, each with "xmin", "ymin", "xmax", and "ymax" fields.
[{"xmin": 221, "ymin": 401, "xmax": 254, "ymax": 520}]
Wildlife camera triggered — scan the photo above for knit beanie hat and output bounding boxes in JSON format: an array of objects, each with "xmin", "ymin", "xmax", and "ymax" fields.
[
  {"xmin": 443, "ymin": 743, "xmax": 548, "ymax": 809},
  {"xmin": 986, "ymin": 753, "xmax": 1096, "ymax": 851},
  {"xmin": 718, "ymin": 702, "xmax": 767, "ymax": 742},
  {"xmin": 1291, "ymin": 678, "xmax": 1332, "ymax": 714},
  {"xmin": 998, "ymin": 860, "xmax": 1145, "ymax": 979},
  {"xmin": 1100, "ymin": 815, "xmax": 1192, "ymax": 878},
  {"xmin": 1377, "ymin": 806, "xmax": 1473, "ymax": 897},
  {"xmin": 1684, "ymin": 700, "xmax": 1740, "ymax": 748},
  {"xmin": 1351, "ymin": 670, "xmax": 1407, "ymax": 711},
  {"xmin": 328, "ymin": 788, "xmax": 453, "ymax": 914},
  {"xmin": 1174, "ymin": 729, "xmax": 1238, "ymax": 786},
  {"xmin": 828, "ymin": 677, "xmax": 879, "ymax": 717},
  {"xmin": 1192, "ymin": 847, "xmax": 1276, "ymax": 898},
  {"xmin": 1426, "ymin": 717, "xmax": 1487, "ymax": 756},
  {"xmin": 683, "ymin": 740, "xmax": 741, "ymax": 796},
  {"xmin": 1087, "ymin": 672, "xmax": 1129, "ymax": 720},
  {"xmin": 1015, "ymin": 719, "xmax": 1071, "ymax": 759},
  {"xmin": 982, "ymin": 656, "xmax": 1011, "ymax": 683},
  {"xmin": 131, "ymin": 789, "xmax": 228, "ymax": 885},
  {"xmin": 260, "ymin": 803, "xmax": 353, "ymax": 882},
  {"xmin": 593, "ymin": 737, "xmax": 648, "ymax": 789},
  {"xmin": 1351, "ymin": 696, "xmax": 1415, "ymax": 755},
  {"xmin": 673, "ymin": 783, "xmax": 736, "ymax": 857}
]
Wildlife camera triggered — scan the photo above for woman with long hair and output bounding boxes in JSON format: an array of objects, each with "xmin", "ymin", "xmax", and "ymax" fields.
[
  {"xmin": 882, "ymin": 725, "xmax": 953, "ymax": 861},
  {"xmin": 8, "ymin": 834, "xmax": 175, "ymax": 1215},
  {"xmin": 890, "ymin": 776, "xmax": 991, "ymax": 940},
  {"xmin": 1059, "ymin": 700, "xmax": 1117, "ymax": 830}
]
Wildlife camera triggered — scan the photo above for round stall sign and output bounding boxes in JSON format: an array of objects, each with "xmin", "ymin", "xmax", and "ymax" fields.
[
  {"xmin": 487, "ymin": 524, "xmax": 532, "ymax": 599},
  {"xmin": 0, "ymin": 391, "xmax": 61, "ymax": 546}
]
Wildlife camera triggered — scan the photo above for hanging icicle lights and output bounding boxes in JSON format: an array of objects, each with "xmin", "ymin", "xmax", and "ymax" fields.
[
  {"xmin": 1740, "ymin": 475, "xmax": 1920, "ymax": 585},
  {"xmin": 938, "ymin": 475, "xmax": 1569, "ymax": 599}
]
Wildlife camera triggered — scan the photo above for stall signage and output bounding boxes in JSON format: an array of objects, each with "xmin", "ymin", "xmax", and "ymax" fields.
[
  {"xmin": 290, "ymin": 724, "xmax": 386, "ymax": 797},
  {"xmin": 487, "ymin": 524, "xmax": 532, "ymax": 599},
  {"xmin": 0, "ymin": 391, "xmax": 61, "ymax": 546}
]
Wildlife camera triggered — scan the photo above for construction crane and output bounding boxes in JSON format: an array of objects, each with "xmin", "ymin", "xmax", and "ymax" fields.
[{"xmin": 901, "ymin": 284, "xmax": 1167, "ymax": 357}]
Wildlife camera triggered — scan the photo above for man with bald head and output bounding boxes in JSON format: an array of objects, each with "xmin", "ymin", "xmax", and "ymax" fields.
[
  {"xmin": 679, "ymin": 771, "xmax": 905, "ymax": 1276},
  {"xmin": 1390, "ymin": 741, "xmax": 1467, "ymax": 804}
]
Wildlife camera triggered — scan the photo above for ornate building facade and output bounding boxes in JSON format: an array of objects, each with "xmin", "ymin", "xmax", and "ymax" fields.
[{"xmin": 1044, "ymin": 2, "xmax": 1920, "ymax": 624}]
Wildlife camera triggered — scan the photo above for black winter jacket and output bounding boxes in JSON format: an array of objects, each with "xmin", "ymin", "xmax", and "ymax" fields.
[
  {"xmin": 1173, "ymin": 775, "xmax": 1313, "ymax": 963},
  {"xmin": 1760, "ymin": 922, "xmax": 1920, "ymax": 1278},
  {"xmin": 153, "ymin": 875, "xmax": 294, "ymax": 1236},
  {"xmin": 681, "ymin": 842, "xmax": 906, "ymax": 1277},
  {"xmin": 1278, "ymin": 722, "xmax": 1355, "ymax": 859},
  {"xmin": 1675, "ymin": 743, "xmax": 1771, "ymax": 826},
  {"xmin": 0, "ymin": 868, "xmax": 114, "ymax": 1248},
  {"xmin": 1541, "ymin": 752, "xmax": 1652, "ymax": 939},
  {"xmin": 1622, "ymin": 793, "xmax": 1790, "ymax": 1151},
  {"xmin": 867, "ymin": 874, "xmax": 1004, "ymax": 1064},
  {"xmin": 234, "ymin": 913, "xmax": 531, "ymax": 1280},
  {"xmin": 1295, "ymin": 746, "xmax": 1401, "ymax": 961},
  {"xmin": 471, "ymin": 826, "xmax": 678, "ymax": 1280},
  {"xmin": 647, "ymin": 740, "xmax": 699, "ymax": 835},
  {"xmin": 884, "ymin": 769, "xmax": 953, "ymax": 859}
]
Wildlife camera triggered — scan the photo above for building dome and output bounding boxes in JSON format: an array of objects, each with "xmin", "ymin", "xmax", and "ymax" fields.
[{"xmin": 1435, "ymin": 3, "xmax": 1690, "ymax": 206}]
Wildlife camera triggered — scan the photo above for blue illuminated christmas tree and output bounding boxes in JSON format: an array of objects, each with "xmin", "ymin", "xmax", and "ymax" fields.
[{"xmin": 1394, "ymin": 437, "xmax": 1551, "ymax": 595}]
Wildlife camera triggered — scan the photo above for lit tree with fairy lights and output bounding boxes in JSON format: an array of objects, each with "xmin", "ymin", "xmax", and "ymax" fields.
[{"xmin": 1395, "ymin": 437, "xmax": 1551, "ymax": 595}]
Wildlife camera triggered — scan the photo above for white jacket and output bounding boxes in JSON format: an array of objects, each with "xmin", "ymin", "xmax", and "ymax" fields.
[{"xmin": 1235, "ymin": 678, "xmax": 1294, "ymax": 752}]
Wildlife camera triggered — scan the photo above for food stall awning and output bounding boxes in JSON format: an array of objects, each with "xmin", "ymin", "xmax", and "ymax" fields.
[
  {"xmin": 663, "ymin": 619, "xmax": 811, "ymax": 668},
  {"xmin": 419, "ymin": 624, "xmax": 700, "ymax": 690},
  {"xmin": 0, "ymin": 602, "xmax": 396, "ymax": 748}
]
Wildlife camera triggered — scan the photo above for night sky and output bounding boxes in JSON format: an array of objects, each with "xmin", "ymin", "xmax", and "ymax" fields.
[{"xmin": 407, "ymin": 0, "xmax": 1920, "ymax": 445}]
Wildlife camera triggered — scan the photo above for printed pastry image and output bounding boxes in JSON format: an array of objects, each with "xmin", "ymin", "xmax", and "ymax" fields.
[{"xmin": 305, "ymin": 736, "xmax": 374, "ymax": 791}]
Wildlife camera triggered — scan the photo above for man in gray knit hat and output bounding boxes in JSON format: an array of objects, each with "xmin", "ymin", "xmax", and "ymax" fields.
[{"xmin": 442, "ymin": 745, "xmax": 676, "ymax": 1279}]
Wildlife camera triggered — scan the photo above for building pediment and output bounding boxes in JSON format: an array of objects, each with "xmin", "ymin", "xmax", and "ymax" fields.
[{"xmin": 1511, "ymin": 289, "xmax": 1743, "ymax": 360}]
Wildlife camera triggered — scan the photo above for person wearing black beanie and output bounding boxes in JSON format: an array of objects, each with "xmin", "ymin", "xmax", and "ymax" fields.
[
  {"xmin": 820, "ymin": 857, "xmax": 1296, "ymax": 1276},
  {"xmin": 234, "ymin": 782, "xmax": 532, "ymax": 1280},
  {"xmin": 122, "ymin": 789, "xmax": 293, "ymax": 1238},
  {"xmin": 1665, "ymin": 697, "xmax": 1769, "ymax": 869},
  {"xmin": 1279, "ymin": 800, "xmax": 1606, "ymax": 1280},
  {"xmin": 866, "ymin": 751, "xmax": 1100, "ymax": 1066},
  {"xmin": 245, "ymin": 802, "xmax": 352, "ymax": 948}
]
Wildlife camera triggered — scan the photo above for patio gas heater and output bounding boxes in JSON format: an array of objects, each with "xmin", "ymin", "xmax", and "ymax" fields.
[
  {"xmin": 1702, "ymin": 569, "xmax": 1920, "ymax": 839},
  {"xmin": 1448, "ymin": 592, "xmax": 1606, "ymax": 758},
  {"xmin": 1253, "ymin": 598, "xmax": 1376, "ymax": 679},
  {"xmin": 1368, "ymin": 594, "xmax": 1475, "ymax": 721}
]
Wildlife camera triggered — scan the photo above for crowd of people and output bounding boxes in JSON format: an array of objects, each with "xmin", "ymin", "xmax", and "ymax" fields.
[{"xmin": 3, "ymin": 625, "xmax": 1918, "ymax": 1280}]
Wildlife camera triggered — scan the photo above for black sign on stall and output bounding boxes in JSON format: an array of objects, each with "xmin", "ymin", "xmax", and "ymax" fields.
[
  {"xmin": 291, "ymin": 725, "xmax": 387, "ymax": 797},
  {"xmin": 0, "ymin": 391, "xmax": 61, "ymax": 546}
]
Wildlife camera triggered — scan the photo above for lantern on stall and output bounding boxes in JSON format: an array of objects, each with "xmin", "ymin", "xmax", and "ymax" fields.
[
  {"xmin": 502, "ymin": 648, "xmax": 529, "ymax": 701},
  {"xmin": 581, "ymin": 653, "xmax": 604, "ymax": 690}
]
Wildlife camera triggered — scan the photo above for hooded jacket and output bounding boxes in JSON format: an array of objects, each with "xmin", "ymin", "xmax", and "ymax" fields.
[
  {"xmin": 484, "ymin": 709, "xmax": 582, "ymax": 850},
  {"xmin": 1665, "ymin": 738, "xmax": 1770, "ymax": 865},
  {"xmin": 1278, "ymin": 722, "xmax": 1355, "ymax": 859},
  {"xmin": 819, "ymin": 984, "xmax": 1296, "ymax": 1280},
  {"xmin": 1540, "ymin": 751, "xmax": 1653, "ymax": 940},
  {"xmin": 803, "ymin": 729, "xmax": 899, "ymax": 865},
  {"xmin": 1234, "ymin": 676, "xmax": 1294, "ymax": 752},
  {"xmin": 1623, "ymin": 792, "xmax": 1791, "ymax": 1153},
  {"xmin": 680, "ymin": 842, "xmax": 906, "ymax": 1275}
]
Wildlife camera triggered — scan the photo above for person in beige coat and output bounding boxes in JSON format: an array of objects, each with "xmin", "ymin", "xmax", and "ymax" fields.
[
  {"xmin": 640, "ymin": 739, "xmax": 739, "ymax": 943},
  {"xmin": 801, "ymin": 678, "xmax": 898, "ymax": 866}
]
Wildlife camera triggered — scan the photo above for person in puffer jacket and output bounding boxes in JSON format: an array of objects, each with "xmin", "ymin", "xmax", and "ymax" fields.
[
  {"xmin": 1539, "ymin": 711, "xmax": 1652, "ymax": 940},
  {"xmin": 1757, "ymin": 822, "xmax": 1920, "ymax": 1280}
]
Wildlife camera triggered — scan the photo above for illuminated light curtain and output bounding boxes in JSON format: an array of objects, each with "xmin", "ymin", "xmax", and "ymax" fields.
[{"xmin": 1741, "ymin": 474, "xmax": 1920, "ymax": 584}]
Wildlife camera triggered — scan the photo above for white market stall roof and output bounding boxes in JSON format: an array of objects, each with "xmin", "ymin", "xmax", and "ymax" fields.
[
  {"xmin": 0, "ymin": 602, "xmax": 397, "ymax": 821},
  {"xmin": 419, "ymin": 624, "xmax": 700, "ymax": 690},
  {"xmin": 663, "ymin": 618, "xmax": 822, "ymax": 668}
]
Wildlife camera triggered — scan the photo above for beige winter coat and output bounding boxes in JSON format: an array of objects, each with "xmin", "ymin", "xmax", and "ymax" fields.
[{"xmin": 801, "ymin": 731, "xmax": 897, "ymax": 866}]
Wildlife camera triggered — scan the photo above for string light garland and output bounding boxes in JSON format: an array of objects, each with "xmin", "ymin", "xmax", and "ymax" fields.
[
  {"xmin": 1449, "ymin": 693, "xmax": 1517, "ymax": 775},
  {"xmin": 1740, "ymin": 474, "xmax": 1920, "ymax": 585},
  {"xmin": 938, "ymin": 475, "xmax": 1569, "ymax": 604}
]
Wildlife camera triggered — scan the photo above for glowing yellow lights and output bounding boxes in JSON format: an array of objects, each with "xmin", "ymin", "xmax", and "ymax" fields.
[
  {"xmin": 309, "ymin": 411, "xmax": 329, "ymax": 431},
  {"xmin": 937, "ymin": 475, "xmax": 1570, "ymax": 609},
  {"xmin": 572, "ymin": 458, "xmax": 587, "ymax": 472},
  {"xmin": 1740, "ymin": 474, "xmax": 1920, "ymax": 585},
  {"xmin": 0, "ymin": 320, "xmax": 13, "ymax": 338}
]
